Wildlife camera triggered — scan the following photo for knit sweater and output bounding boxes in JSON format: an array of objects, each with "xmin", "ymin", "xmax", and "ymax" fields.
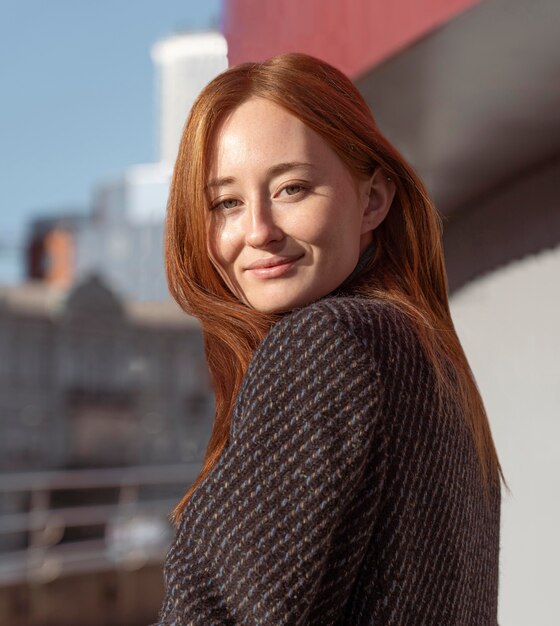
[{"xmin": 155, "ymin": 295, "xmax": 501, "ymax": 625}]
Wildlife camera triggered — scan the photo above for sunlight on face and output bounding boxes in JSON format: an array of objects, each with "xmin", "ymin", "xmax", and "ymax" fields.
[{"xmin": 206, "ymin": 97, "xmax": 375, "ymax": 313}]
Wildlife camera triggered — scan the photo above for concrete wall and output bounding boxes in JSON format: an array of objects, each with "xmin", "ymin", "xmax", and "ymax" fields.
[
  {"xmin": 444, "ymin": 156, "xmax": 560, "ymax": 293},
  {"xmin": 449, "ymin": 159, "xmax": 560, "ymax": 626}
]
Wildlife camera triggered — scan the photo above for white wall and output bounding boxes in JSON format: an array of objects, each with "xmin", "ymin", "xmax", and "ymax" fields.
[{"xmin": 450, "ymin": 243, "xmax": 560, "ymax": 626}]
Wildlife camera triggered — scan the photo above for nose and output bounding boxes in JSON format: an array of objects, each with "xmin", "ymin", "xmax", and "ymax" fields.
[{"xmin": 244, "ymin": 196, "xmax": 284, "ymax": 248}]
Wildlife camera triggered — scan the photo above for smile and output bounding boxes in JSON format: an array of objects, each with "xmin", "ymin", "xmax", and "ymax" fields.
[{"xmin": 245, "ymin": 255, "xmax": 303, "ymax": 278}]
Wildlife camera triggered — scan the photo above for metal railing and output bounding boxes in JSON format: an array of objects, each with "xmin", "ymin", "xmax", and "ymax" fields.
[{"xmin": 0, "ymin": 462, "xmax": 201, "ymax": 585}]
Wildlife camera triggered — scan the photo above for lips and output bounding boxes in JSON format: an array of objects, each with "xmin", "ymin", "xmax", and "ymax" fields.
[
  {"xmin": 244, "ymin": 254, "xmax": 303, "ymax": 270},
  {"xmin": 244, "ymin": 254, "xmax": 304, "ymax": 279}
]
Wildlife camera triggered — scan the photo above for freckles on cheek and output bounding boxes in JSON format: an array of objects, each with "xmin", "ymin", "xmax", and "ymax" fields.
[
  {"xmin": 206, "ymin": 224, "xmax": 226, "ymax": 270},
  {"xmin": 208, "ymin": 222, "xmax": 239, "ymax": 269},
  {"xmin": 287, "ymin": 211, "xmax": 332, "ymax": 245},
  {"xmin": 307, "ymin": 219, "xmax": 340, "ymax": 247}
]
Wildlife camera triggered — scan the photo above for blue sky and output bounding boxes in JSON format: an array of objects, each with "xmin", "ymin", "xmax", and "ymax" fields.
[{"xmin": 0, "ymin": 0, "xmax": 222, "ymax": 283}]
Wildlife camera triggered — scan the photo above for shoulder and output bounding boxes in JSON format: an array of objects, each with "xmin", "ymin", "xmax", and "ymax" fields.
[
  {"xmin": 258, "ymin": 293, "xmax": 418, "ymax": 362},
  {"xmin": 230, "ymin": 294, "xmax": 425, "ymax": 440},
  {"xmin": 238, "ymin": 294, "xmax": 421, "ymax": 407},
  {"xmin": 231, "ymin": 295, "xmax": 391, "ymax": 440}
]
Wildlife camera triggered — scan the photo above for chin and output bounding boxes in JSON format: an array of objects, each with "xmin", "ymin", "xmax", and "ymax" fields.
[
  {"xmin": 248, "ymin": 290, "xmax": 324, "ymax": 315},
  {"xmin": 248, "ymin": 299, "xmax": 295, "ymax": 315}
]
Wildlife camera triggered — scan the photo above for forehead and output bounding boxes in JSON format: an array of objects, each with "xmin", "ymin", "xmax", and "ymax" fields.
[{"xmin": 208, "ymin": 97, "xmax": 335, "ymax": 177}]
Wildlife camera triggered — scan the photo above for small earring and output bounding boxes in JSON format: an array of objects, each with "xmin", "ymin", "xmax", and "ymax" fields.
[{"xmin": 386, "ymin": 176, "xmax": 392, "ymax": 182}]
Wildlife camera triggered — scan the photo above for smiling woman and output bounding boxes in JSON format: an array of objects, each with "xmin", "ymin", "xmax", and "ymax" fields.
[
  {"xmin": 155, "ymin": 53, "xmax": 505, "ymax": 625},
  {"xmin": 205, "ymin": 97, "xmax": 395, "ymax": 312}
]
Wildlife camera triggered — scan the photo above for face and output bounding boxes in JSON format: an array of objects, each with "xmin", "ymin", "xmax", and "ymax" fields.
[{"xmin": 205, "ymin": 97, "xmax": 381, "ymax": 313}]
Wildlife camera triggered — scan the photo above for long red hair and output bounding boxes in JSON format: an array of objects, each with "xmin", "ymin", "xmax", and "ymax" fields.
[{"xmin": 165, "ymin": 52, "xmax": 507, "ymax": 524}]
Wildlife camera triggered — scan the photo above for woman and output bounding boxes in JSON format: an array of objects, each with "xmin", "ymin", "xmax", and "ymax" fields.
[{"xmin": 156, "ymin": 52, "xmax": 505, "ymax": 625}]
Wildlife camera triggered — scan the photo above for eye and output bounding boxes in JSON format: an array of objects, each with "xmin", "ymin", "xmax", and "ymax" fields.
[
  {"xmin": 279, "ymin": 183, "xmax": 307, "ymax": 197},
  {"xmin": 284, "ymin": 184, "xmax": 302, "ymax": 195},
  {"xmin": 211, "ymin": 198, "xmax": 239, "ymax": 211}
]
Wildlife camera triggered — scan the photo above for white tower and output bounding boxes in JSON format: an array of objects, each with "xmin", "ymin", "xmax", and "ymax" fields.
[{"xmin": 151, "ymin": 32, "xmax": 228, "ymax": 165}]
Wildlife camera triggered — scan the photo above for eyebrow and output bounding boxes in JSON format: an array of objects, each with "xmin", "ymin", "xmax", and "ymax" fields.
[{"xmin": 205, "ymin": 161, "xmax": 315, "ymax": 190}]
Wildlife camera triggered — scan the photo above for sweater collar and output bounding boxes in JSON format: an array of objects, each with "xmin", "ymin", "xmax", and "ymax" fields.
[{"xmin": 334, "ymin": 240, "xmax": 376, "ymax": 295}]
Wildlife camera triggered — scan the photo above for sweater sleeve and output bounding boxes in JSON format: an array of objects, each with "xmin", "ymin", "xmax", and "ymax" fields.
[{"xmin": 157, "ymin": 302, "xmax": 386, "ymax": 625}]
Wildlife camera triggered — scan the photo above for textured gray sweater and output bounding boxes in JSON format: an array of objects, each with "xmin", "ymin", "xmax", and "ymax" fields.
[{"xmin": 155, "ymin": 295, "xmax": 501, "ymax": 625}]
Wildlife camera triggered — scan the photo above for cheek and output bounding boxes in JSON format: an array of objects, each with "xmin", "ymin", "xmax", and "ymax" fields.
[
  {"xmin": 283, "ymin": 201, "xmax": 336, "ymax": 242},
  {"xmin": 207, "ymin": 217, "xmax": 241, "ymax": 271},
  {"xmin": 317, "ymin": 194, "xmax": 363, "ymax": 250},
  {"xmin": 291, "ymin": 205, "xmax": 356, "ymax": 251}
]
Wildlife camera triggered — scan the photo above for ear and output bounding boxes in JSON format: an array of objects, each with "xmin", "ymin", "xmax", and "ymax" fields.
[{"xmin": 358, "ymin": 167, "xmax": 396, "ymax": 236}]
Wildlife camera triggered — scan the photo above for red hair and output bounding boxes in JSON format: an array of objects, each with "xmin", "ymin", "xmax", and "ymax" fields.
[{"xmin": 165, "ymin": 53, "xmax": 507, "ymax": 524}]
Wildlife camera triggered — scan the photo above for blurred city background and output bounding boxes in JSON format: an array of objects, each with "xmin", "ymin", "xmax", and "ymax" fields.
[{"xmin": 1, "ymin": 0, "xmax": 558, "ymax": 624}]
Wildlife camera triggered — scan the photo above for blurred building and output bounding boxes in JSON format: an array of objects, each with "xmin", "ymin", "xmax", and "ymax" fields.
[
  {"xmin": 38, "ymin": 31, "xmax": 229, "ymax": 303},
  {"xmin": 25, "ymin": 214, "xmax": 88, "ymax": 289},
  {"xmin": 74, "ymin": 163, "xmax": 172, "ymax": 302},
  {"xmin": 222, "ymin": 1, "xmax": 560, "ymax": 625},
  {"xmin": 0, "ymin": 274, "xmax": 213, "ymax": 473},
  {"xmin": 1, "ymin": 27, "xmax": 228, "ymax": 626},
  {"xmin": 151, "ymin": 31, "xmax": 228, "ymax": 165}
]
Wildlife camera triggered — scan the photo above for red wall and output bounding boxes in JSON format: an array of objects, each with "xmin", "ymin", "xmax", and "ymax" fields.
[{"xmin": 224, "ymin": 0, "xmax": 481, "ymax": 78}]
